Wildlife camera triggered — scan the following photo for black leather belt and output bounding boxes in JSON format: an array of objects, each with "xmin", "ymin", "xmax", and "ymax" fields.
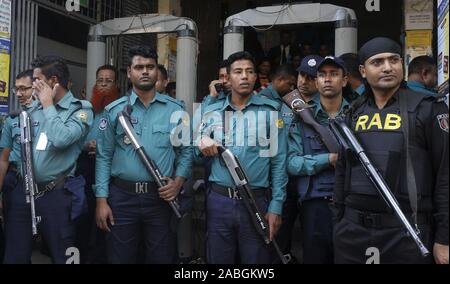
[
  {"xmin": 344, "ymin": 207, "xmax": 430, "ymax": 229},
  {"xmin": 36, "ymin": 174, "xmax": 68, "ymax": 197},
  {"xmin": 112, "ymin": 177, "xmax": 157, "ymax": 194},
  {"xmin": 210, "ymin": 183, "xmax": 267, "ymax": 200}
]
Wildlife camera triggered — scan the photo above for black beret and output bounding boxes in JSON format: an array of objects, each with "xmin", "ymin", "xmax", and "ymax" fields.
[{"xmin": 358, "ymin": 37, "xmax": 402, "ymax": 64}]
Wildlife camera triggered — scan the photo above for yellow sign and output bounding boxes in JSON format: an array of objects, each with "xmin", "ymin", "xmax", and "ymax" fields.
[
  {"xmin": 406, "ymin": 30, "xmax": 432, "ymax": 47},
  {"xmin": 0, "ymin": 51, "xmax": 10, "ymax": 98},
  {"xmin": 405, "ymin": 30, "xmax": 433, "ymax": 79},
  {"xmin": 0, "ymin": 0, "xmax": 11, "ymax": 100},
  {"xmin": 169, "ymin": 37, "xmax": 177, "ymax": 53}
]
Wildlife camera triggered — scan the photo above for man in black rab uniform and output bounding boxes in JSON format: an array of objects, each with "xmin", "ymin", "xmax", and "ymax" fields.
[{"xmin": 332, "ymin": 37, "xmax": 449, "ymax": 264}]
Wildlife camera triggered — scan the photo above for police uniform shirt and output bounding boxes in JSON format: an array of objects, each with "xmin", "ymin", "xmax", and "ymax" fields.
[
  {"xmin": 95, "ymin": 91, "xmax": 193, "ymax": 198},
  {"xmin": 407, "ymin": 80, "xmax": 438, "ymax": 97},
  {"xmin": 0, "ymin": 102, "xmax": 38, "ymax": 166},
  {"xmin": 0, "ymin": 92, "xmax": 93, "ymax": 183},
  {"xmin": 85, "ymin": 110, "xmax": 106, "ymax": 144},
  {"xmin": 287, "ymin": 96, "xmax": 349, "ymax": 177},
  {"xmin": 257, "ymin": 83, "xmax": 295, "ymax": 129},
  {"xmin": 201, "ymin": 91, "xmax": 227, "ymax": 109},
  {"xmin": 194, "ymin": 94, "xmax": 288, "ymax": 215}
]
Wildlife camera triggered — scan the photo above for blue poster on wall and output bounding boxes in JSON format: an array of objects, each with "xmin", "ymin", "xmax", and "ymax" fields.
[{"xmin": 0, "ymin": 103, "xmax": 8, "ymax": 134}]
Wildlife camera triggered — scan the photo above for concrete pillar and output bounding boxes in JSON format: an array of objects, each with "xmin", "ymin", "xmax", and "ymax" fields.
[
  {"xmin": 176, "ymin": 30, "xmax": 197, "ymax": 116},
  {"xmin": 334, "ymin": 9, "xmax": 357, "ymax": 56},
  {"xmin": 223, "ymin": 26, "xmax": 244, "ymax": 59},
  {"xmin": 86, "ymin": 35, "xmax": 106, "ymax": 101}
]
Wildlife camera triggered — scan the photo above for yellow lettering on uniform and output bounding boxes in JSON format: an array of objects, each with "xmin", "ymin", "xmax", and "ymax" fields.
[
  {"xmin": 384, "ymin": 114, "xmax": 401, "ymax": 130},
  {"xmin": 355, "ymin": 115, "xmax": 369, "ymax": 131},
  {"xmin": 367, "ymin": 113, "xmax": 383, "ymax": 130}
]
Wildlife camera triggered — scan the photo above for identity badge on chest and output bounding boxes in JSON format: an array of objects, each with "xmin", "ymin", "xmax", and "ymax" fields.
[
  {"xmin": 123, "ymin": 135, "xmax": 132, "ymax": 145},
  {"xmin": 36, "ymin": 132, "xmax": 48, "ymax": 151},
  {"xmin": 130, "ymin": 117, "xmax": 138, "ymax": 125}
]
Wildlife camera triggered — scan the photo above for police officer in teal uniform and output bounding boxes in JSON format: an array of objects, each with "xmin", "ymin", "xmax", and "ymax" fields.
[
  {"xmin": 196, "ymin": 51, "xmax": 288, "ymax": 264},
  {"xmin": 194, "ymin": 60, "xmax": 231, "ymax": 197},
  {"xmin": 0, "ymin": 70, "xmax": 36, "ymax": 195},
  {"xmin": 95, "ymin": 46, "xmax": 192, "ymax": 264},
  {"xmin": 274, "ymin": 56, "xmax": 323, "ymax": 261},
  {"xmin": 0, "ymin": 69, "xmax": 36, "ymax": 264},
  {"xmin": 256, "ymin": 64, "xmax": 297, "ymax": 261},
  {"xmin": 201, "ymin": 60, "xmax": 231, "ymax": 109},
  {"xmin": 76, "ymin": 65, "xmax": 120, "ymax": 263},
  {"xmin": 287, "ymin": 56, "xmax": 350, "ymax": 263},
  {"xmin": 1, "ymin": 56, "xmax": 93, "ymax": 264},
  {"xmin": 407, "ymin": 55, "xmax": 439, "ymax": 97},
  {"xmin": 257, "ymin": 64, "xmax": 297, "ymax": 127}
]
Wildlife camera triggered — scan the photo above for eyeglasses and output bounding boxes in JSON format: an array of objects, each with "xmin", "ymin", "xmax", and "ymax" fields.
[
  {"xmin": 12, "ymin": 86, "xmax": 33, "ymax": 94},
  {"xmin": 96, "ymin": 78, "xmax": 115, "ymax": 85}
]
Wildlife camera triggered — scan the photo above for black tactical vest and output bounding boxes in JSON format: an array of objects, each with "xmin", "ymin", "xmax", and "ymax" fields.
[{"xmin": 345, "ymin": 89, "xmax": 434, "ymax": 210}]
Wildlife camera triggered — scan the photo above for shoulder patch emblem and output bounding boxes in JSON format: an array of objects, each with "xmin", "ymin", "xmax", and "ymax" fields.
[
  {"xmin": 99, "ymin": 118, "xmax": 108, "ymax": 131},
  {"xmin": 276, "ymin": 118, "xmax": 285, "ymax": 129},
  {"xmin": 437, "ymin": 113, "xmax": 449, "ymax": 133},
  {"xmin": 78, "ymin": 111, "xmax": 88, "ymax": 123}
]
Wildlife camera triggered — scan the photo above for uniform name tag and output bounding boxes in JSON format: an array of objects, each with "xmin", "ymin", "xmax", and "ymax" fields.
[{"xmin": 36, "ymin": 132, "xmax": 48, "ymax": 151}]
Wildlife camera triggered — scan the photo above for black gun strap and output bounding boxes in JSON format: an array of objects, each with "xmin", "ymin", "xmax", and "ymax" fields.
[{"xmin": 399, "ymin": 92, "xmax": 419, "ymax": 229}]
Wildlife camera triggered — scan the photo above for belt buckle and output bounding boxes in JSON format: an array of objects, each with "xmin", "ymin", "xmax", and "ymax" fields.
[
  {"xmin": 35, "ymin": 188, "xmax": 44, "ymax": 199},
  {"xmin": 45, "ymin": 181, "xmax": 56, "ymax": 192},
  {"xmin": 135, "ymin": 182, "xmax": 149, "ymax": 194},
  {"xmin": 34, "ymin": 181, "xmax": 54, "ymax": 199},
  {"xmin": 227, "ymin": 188, "xmax": 241, "ymax": 200}
]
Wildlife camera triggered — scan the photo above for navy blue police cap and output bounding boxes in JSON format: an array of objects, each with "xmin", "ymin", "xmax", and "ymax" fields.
[
  {"xmin": 317, "ymin": 56, "xmax": 348, "ymax": 73},
  {"xmin": 297, "ymin": 55, "xmax": 323, "ymax": 78}
]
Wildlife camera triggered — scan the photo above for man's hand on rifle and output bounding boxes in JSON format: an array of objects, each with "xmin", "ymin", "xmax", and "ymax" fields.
[
  {"xmin": 329, "ymin": 153, "xmax": 338, "ymax": 168},
  {"xmin": 96, "ymin": 198, "xmax": 114, "ymax": 232},
  {"xmin": 266, "ymin": 212, "xmax": 282, "ymax": 242},
  {"xmin": 434, "ymin": 243, "xmax": 449, "ymax": 264},
  {"xmin": 199, "ymin": 136, "xmax": 219, "ymax": 157},
  {"xmin": 159, "ymin": 176, "xmax": 184, "ymax": 202}
]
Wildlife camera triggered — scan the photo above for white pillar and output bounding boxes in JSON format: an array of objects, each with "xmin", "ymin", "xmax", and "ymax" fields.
[
  {"xmin": 334, "ymin": 9, "xmax": 357, "ymax": 56},
  {"xmin": 86, "ymin": 36, "xmax": 106, "ymax": 101},
  {"xmin": 223, "ymin": 26, "xmax": 244, "ymax": 59},
  {"xmin": 176, "ymin": 30, "xmax": 197, "ymax": 116},
  {"xmin": 335, "ymin": 27, "xmax": 357, "ymax": 56}
]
